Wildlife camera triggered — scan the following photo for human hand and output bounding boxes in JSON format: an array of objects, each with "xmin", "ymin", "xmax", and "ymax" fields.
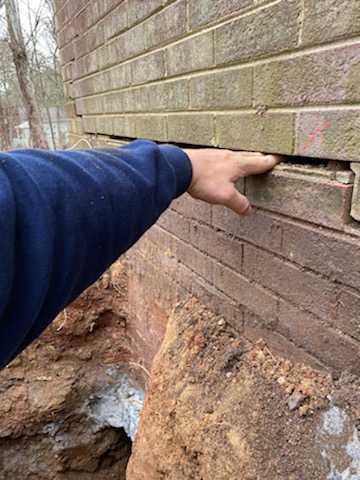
[{"xmin": 184, "ymin": 149, "xmax": 281, "ymax": 216}]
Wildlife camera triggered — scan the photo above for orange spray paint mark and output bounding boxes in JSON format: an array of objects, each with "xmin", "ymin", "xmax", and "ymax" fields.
[{"xmin": 301, "ymin": 120, "xmax": 331, "ymax": 154}]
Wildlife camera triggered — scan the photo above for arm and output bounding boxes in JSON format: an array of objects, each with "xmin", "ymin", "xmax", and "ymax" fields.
[
  {"xmin": 0, "ymin": 140, "xmax": 192, "ymax": 367},
  {"xmin": 0, "ymin": 140, "xmax": 278, "ymax": 368}
]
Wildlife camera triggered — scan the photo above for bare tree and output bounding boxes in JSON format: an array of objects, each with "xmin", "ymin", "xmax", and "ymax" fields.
[
  {"xmin": 0, "ymin": 96, "xmax": 12, "ymax": 150},
  {"xmin": 5, "ymin": 0, "xmax": 49, "ymax": 148}
]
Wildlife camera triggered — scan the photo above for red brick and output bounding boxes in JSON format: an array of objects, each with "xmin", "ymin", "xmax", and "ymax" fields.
[
  {"xmin": 157, "ymin": 210, "xmax": 191, "ymax": 243},
  {"xmin": 243, "ymin": 309, "xmax": 325, "ymax": 371},
  {"xmin": 189, "ymin": 221, "xmax": 243, "ymax": 273},
  {"xmin": 243, "ymin": 244, "xmax": 337, "ymax": 322},
  {"xmin": 212, "ymin": 206, "xmax": 283, "ymax": 252},
  {"xmin": 282, "ymin": 220, "xmax": 360, "ymax": 291},
  {"xmin": 177, "ymin": 240, "xmax": 214, "ymax": 284},
  {"xmin": 246, "ymin": 168, "xmax": 353, "ymax": 230},
  {"xmin": 171, "ymin": 195, "xmax": 212, "ymax": 225},
  {"xmin": 191, "ymin": 277, "xmax": 244, "ymax": 332},
  {"xmin": 213, "ymin": 263, "xmax": 278, "ymax": 322},
  {"xmin": 278, "ymin": 301, "xmax": 360, "ymax": 375},
  {"xmin": 336, "ymin": 289, "xmax": 360, "ymax": 341}
]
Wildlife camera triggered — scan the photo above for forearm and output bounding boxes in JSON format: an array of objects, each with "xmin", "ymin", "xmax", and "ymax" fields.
[{"xmin": 0, "ymin": 140, "xmax": 192, "ymax": 367}]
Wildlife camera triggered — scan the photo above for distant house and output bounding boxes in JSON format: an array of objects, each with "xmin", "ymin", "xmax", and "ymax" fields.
[{"xmin": 14, "ymin": 107, "xmax": 68, "ymax": 149}]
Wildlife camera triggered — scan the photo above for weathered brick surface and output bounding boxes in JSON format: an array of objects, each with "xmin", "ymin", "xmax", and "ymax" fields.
[
  {"xmin": 216, "ymin": 113, "xmax": 294, "ymax": 154},
  {"xmin": 215, "ymin": 0, "xmax": 301, "ymax": 66},
  {"xmin": 278, "ymin": 301, "xmax": 360, "ymax": 375},
  {"xmin": 58, "ymin": 0, "xmax": 360, "ymax": 375},
  {"xmin": 301, "ymin": 0, "xmax": 360, "ymax": 46},
  {"xmin": 243, "ymin": 244, "xmax": 337, "ymax": 321},
  {"xmin": 168, "ymin": 114, "xmax": 215, "ymax": 145},
  {"xmin": 166, "ymin": 32, "xmax": 214, "ymax": 76},
  {"xmin": 246, "ymin": 167, "xmax": 353, "ymax": 230},
  {"xmin": 190, "ymin": 68, "xmax": 252, "ymax": 109},
  {"xmin": 254, "ymin": 44, "xmax": 360, "ymax": 107},
  {"xmin": 145, "ymin": 0, "xmax": 187, "ymax": 50},
  {"xmin": 296, "ymin": 110, "xmax": 360, "ymax": 161},
  {"xmin": 131, "ymin": 51, "xmax": 165, "ymax": 85},
  {"xmin": 189, "ymin": 0, "xmax": 252, "ymax": 29},
  {"xmin": 136, "ymin": 115, "xmax": 167, "ymax": 141},
  {"xmin": 213, "ymin": 262, "xmax": 278, "ymax": 322},
  {"xmin": 351, "ymin": 164, "xmax": 360, "ymax": 221}
]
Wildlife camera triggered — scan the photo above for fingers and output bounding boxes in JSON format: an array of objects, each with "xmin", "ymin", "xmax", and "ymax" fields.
[
  {"xmin": 233, "ymin": 152, "xmax": 281, "ymax": 177},
  {"xmin": 222, "ymin": 187, "xmax": 251, "ymax": 216}
]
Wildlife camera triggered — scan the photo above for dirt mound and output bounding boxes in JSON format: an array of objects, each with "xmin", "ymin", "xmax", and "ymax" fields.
[{"xmin": 128, "ymin": 299, "xmax": 359, "ymax": 480}]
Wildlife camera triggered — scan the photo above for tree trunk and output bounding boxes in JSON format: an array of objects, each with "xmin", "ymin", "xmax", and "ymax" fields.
[
  {"xmin": 0, "ymin": 96, "xmax": 12, "ymax": 150},
  {"xmin": 5, "ymin": 0, "xmax": 49, "ymax": 149}
]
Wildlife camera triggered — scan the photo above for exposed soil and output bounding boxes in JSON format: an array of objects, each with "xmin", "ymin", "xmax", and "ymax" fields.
[
  {"xmin": 1, "ymin": 262, "xmax": 360, "ymax": 480},
  {"xmin": 128, "ymin": 299, "xmax": 360, "ymax": 480},
  {"xmin": 0, "ymin": 261, "xmax": 144, "ymax": 480}
]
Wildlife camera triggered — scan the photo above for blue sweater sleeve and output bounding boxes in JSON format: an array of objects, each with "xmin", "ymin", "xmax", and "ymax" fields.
[{"xmin": 0, "ymin": 139, "xmax": 192, "ymax": 368}]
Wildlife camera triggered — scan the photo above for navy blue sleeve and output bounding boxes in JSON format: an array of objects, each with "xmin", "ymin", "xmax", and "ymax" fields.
[{"xmin": 0, "ymin": 139, "xmax": 192, "ymax": 368}]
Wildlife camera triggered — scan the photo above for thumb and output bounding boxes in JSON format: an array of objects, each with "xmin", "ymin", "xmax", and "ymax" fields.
[{"xmin": 222, "ymin": 186, "xmax": 251, "ymax": 216}]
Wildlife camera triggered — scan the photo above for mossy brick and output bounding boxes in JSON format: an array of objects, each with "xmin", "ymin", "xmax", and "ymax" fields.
[
  {"xmin": 75, "ymin": 95, "xmax": 102, "ymax": 115},
  {"xmin": 136, "ymin": 115, "xmax": 167, "ymax": 142},
  {"xmin": 127, "ymin": 0, "xmax": 164, "ymax": 27},
  {"xmin": 166, "ymin": 32, "xmax": 214, "ymax": 77},
  {"xmin": 64, "ymin": 101, "xmax": 77, "ymax": 118},
  {"xmin": 70, "ymin": 118, "xmax": 84, "ymax": 136},
  {"xmin": 131, "ymin": 51, "xmax": 165, "ymax": 86},
  {"xmin": 254, "ymin": 44, "xmax": 360, "ymax": 107},
  {"xmin": 216, "ymin": 112, "xmax": 294, "ymax": 154},
  {"xmin": 113, "ymin": 116, "xmax": 137, "ymax": 137},
  {"xmin": 136, "ymin": 80, "xmax": 189, "ymax": 112},
  {"xmin": 190, "ymin": 68, "xmax": 252, "ymax": 109},
  {"xmin": 82, "ymin": 116, "xmax": 97, "ymax": 133},
  {"xmin": 296, "ymin": 110, "xmax": 360, "ymax": 162},
  {"xmin": 144, "ymin": 0, "xmax": 187, "ymax": 50},
  {"xmin": 108, "ymin": 63, "xmax": 132, "ymax": 90},
  {"xmin": 215, "ymin": 0, "xmax": 300, "ymax": 66},
  {"xmin": 96, "ymin": 116, "xmax": 114, "ymax": 135},
  {"xmin": 109, "ymin": 23, "xmax": 147, "ymax": 65},
  {"xmin": 351, "ymin": 163, "xmax": 360, "ymax": 221},
  {"xmin": 102, "ymin": 92, "xmax": 123, "ymax": 114},
  {"xmin": 189, "ymin": 0, "xmax": 253, "ymax": 29},
  {"xmin": 301, "ymin": 0, "xmax": 360, "ymax": 47},
  {"xmin": 167, "ymin": 114, "xmax": 215, "ymax": 145},
  {"xmin": 246, "ymin": 168, "xmax": 353, "ymax": 230},
  {"xmin": 103, "ymin": 2, "xmax": 128, "ymax": 40}
]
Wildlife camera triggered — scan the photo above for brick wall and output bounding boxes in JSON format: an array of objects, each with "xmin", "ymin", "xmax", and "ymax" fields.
[{"xmin": 56, "ymin": 0, "xmax": 360, "ymax": 375}]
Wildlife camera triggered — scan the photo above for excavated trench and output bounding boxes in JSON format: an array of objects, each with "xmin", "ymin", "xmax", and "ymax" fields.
[{"xmin": 0, "ymin": 260, "xmax": 145, "ymax": 480}]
